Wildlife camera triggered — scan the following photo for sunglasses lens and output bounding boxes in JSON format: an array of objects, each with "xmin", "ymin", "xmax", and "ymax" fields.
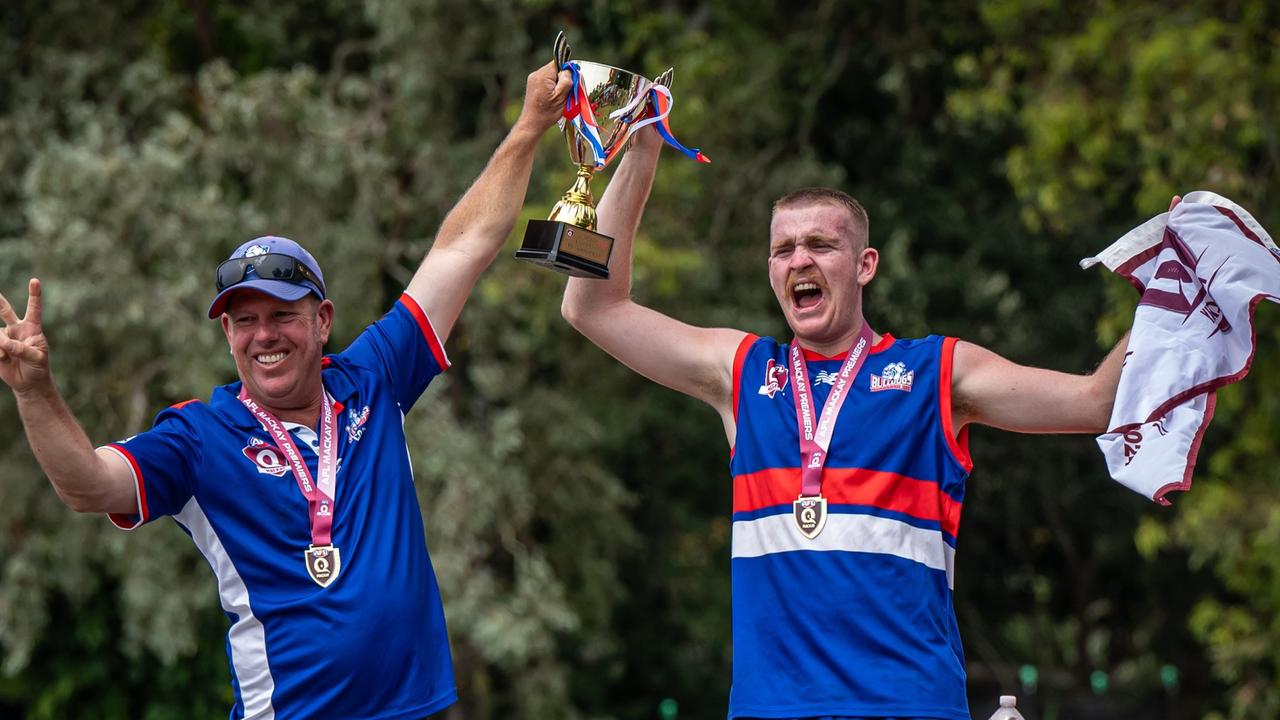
[
  {"xmin": 255, "ymin": 255, "xmax": 294, "ymax": 280},
  {"xmin": 216, "ymin": 259, "xmax": 249, "ymax": 290},
  {"xmin": 215, "ymin": 253, "xmax": 322, "ymax": 295}
]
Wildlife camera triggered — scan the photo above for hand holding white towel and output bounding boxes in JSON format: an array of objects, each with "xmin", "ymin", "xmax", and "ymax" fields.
[{"xmin": 1080, "ymin": 191, "xmax": 1278, "ymax": 504}]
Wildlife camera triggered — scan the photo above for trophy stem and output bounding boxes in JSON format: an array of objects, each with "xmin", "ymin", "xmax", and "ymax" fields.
[{"xmin": 548, "ymin": 164, "xmax": 599, "ymax": 232}]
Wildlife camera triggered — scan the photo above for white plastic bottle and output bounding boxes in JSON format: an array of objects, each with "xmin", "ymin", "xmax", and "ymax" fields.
[{"xmin": 986, "ymin": 694, "xmax": 1027, "ymax": 720}]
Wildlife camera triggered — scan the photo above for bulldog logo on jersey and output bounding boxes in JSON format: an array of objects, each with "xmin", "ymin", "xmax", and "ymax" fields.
[
  {"xmin": 758, "ymin": 359, "xmax": 789, "ymax": 398},
  {"xmin": 347, "ymin": 405, "xmax": 371, "ymax": 443},
  {"xmin": 870, "ymin": 361, "xmax": 914, "ymax": 393},
  {"xmin": 242, "ymin": 437, "xmax": 289, "ymax": 477}
]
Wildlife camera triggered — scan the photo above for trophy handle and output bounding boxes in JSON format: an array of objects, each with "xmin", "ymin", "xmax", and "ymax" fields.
[{"xmin": 554, "ymin": 31, "xmax": 572, "ymax": 67}]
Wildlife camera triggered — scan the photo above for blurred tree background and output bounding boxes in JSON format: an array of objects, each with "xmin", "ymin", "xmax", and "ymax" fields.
[{"xmin": 0, "ymin": 0, "xmax": 1277, "ymax": 718}]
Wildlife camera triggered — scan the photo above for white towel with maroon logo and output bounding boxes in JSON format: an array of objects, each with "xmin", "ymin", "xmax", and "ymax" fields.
[{"xmin": 1080, "ymin": 191, "xmax": 1279, "ymax": 504}]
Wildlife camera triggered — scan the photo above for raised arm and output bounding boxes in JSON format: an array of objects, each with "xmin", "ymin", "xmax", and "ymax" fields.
[
  {"xmin": 1, "ymin": 279, "xmax": 136, "ymax": 513},
  {"xmin": 407, "ymin": 61, "xmax": 572, "ymax": 343},
  {"xmin": 561, "ymin": 128, "xmax": 746, "ymax": 435},
  {"xmin": 951, "ymin": 333, "xmax": 1129, "ymax": 434}
]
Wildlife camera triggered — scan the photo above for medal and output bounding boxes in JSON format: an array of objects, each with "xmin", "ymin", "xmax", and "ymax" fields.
[
  {"xmin": 241, "ymin": 387, "xmax": 343, "ymax": 587},
  {"xmin": 793, "ymin": 494, "xmax": 828, "ymax": 539},
  {"xmin": 789, "ymin": 323, "xmax": 874, "ymax": 539},
  {"xmin": 304, "ymin": 544, "xmax": 341, "ymax": 588}
]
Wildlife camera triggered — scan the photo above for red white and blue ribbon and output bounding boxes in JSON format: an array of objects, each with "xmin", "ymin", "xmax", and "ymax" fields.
[
  {"xmin": 628, "ymin": 85, "xmax": 711, "ymax": 164},
  {"xmin": 562, "ymin": 62, "xmax": 609, "ymax": 167},
  {"xmin": 561, "ymin": 62, "xmax": 711, "ymax": 167}
]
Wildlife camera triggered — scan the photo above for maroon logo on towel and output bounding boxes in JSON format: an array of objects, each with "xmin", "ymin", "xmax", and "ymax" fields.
[
  {"xmin": 1121, "ymin": 418, "xmax": 1169, "ymax": 466},
  {"xmin": 1139, "ymin": 228, "xmax": 1231, "ymax": 337}
]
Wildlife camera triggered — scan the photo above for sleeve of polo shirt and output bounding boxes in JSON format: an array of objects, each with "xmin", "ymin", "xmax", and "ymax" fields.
[
  {"xmin": 338, "ymin": 293, "xmax": 450, "ymax": 412},
  {"xmin": 101, "ymin": 404, "xmax": 203, "ymax": 530}
]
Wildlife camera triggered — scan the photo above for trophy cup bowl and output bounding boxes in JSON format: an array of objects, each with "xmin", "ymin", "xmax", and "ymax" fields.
[{"xmin": 516, "ymin": 48, "xmax": 659, "ymax": 279}]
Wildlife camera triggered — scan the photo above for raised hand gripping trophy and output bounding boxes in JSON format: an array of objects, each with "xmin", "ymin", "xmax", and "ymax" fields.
[{"xmin": 516, "ymin": 33, "xmax": 709, "ymax": 279}]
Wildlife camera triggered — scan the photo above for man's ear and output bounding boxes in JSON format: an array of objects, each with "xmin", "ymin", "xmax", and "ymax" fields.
[
  {"xmin": 316, "ymin": 299, "xmax": 335, "ymax": 344},
  {"xmin": 857, "ymin": 247, "xmax": 879, "ymax": 287}
]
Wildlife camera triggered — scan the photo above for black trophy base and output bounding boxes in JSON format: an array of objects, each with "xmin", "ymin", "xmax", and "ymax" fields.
[{"xmin": 516, "ymin": 219, "xmax": 613, "ymax": 279}]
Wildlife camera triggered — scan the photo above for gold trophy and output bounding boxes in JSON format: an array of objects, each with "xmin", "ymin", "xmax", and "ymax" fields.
[{"xmin": 516, "ymin": 34, "xmax": 674, "ymax": 279}]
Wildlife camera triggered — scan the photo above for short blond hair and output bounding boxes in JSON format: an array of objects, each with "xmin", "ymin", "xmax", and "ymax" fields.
[{"xmin": 772, "ymin": 188, "xmax": 870, "ymax": 248}]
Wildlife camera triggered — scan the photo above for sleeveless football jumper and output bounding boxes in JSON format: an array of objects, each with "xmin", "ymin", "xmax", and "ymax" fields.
[{"xmin": 729, "ymin": 333, "xmax": 972, "ymax": 719}]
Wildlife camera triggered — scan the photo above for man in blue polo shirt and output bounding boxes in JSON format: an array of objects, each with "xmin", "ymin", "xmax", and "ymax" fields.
[{"xmin": 0, "ymin": 61, "xmax": 571, "ymax": 720}]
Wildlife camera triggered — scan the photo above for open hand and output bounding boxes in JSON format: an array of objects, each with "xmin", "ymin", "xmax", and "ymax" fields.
[
  {"xmin": 516, "ymin": 60, "xmax": 573, "ymax": 133},
  {"xmin": 0, "ymin": 279, "xmax": 51, "ymax": 394}
]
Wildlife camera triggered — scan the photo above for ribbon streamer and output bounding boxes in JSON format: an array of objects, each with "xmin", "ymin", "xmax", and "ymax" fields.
[
  {"xmin": 561, "ymin": 64, "xmax": 711, "ymax": 167},
  {"xmin": 562, "ymin": 62, "xmax": 608, "ymax": 167},
  {"xmin": 634, "ymin": 85, "xmax": 711, "ymax": 164}
]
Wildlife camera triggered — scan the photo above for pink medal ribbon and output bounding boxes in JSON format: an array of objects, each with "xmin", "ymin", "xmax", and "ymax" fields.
[
  {"xmin": 239, "ymin": 387, "xmax": 342, "ymax": 587},
  {"xmin": 788, "ymin": 323, "xmax": 875, "ymax": 538}
]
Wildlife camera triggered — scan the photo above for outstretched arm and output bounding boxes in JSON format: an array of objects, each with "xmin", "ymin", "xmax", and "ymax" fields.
[
  {"xmin": 951, "ymin": 333, "xmax": 1129, "ymax": 434},
  {"xmin": 951, "ymin": 196, "xmax": 1180, "ymax": 435},
  {"xmin": 407, "ymin": 61, "xmax": 573, "ymax": 343},
  {"xmin": 561, "ymin": 128, "xmax": 746, "ymax": 437},
  {"xmin": 1, "ymin": 279, "xmax": 136, "ymax": 513}
]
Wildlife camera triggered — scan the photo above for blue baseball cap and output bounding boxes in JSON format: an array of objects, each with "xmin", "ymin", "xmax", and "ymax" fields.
[{"xmin": 207, "ymin": 236, "xmax": 327, "ymax": 319}]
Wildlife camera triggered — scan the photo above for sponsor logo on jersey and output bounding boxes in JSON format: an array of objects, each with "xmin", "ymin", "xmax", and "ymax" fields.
[
  {"xmin": 870, "ymin": 361, "xmax": 914, "ymax": 393},
  {"xmin": 813, "ymin": 370, "xmax": 839, "ymax": 386},
  {"xmin": 347, "ymin": 405, "xmax": 371, "ymax": 443},
  {"xmin": 242, "ymin": 437, "xmax": 289, "ymax": 476},
  {"xmin": 243, "ymin": 244, "xmax": 271, "ymax": 257},
  {"xmin": 758, "ymin": 359, "xmax": 789, "ymax": 398}
]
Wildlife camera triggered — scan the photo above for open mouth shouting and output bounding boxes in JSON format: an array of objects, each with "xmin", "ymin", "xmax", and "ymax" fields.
[{"xmin": 791, "ymin": 280, "xmax": 825, "ymax": 311}]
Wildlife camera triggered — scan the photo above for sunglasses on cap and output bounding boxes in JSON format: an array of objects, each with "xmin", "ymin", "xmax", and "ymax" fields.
[{"xmin": 215, "ymin": 253, "xmax": 327, "ymax": 296}]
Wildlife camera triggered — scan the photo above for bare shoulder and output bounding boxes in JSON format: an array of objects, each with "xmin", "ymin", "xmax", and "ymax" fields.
[{"xmin": 951, "ymin": 339, "xmax": 1001, "ymax": 382}]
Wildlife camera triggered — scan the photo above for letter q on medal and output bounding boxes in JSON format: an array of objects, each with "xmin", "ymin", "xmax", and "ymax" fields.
[
  {"xmin": 305, "ymin": 545, "xmax": 341, "ymax": 588},
  {"xmin": 793, "ymin": 496, "xmax": 828, "ymax": 539}
]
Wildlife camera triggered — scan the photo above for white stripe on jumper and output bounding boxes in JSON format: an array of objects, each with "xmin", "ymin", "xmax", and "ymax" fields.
[
  {"xmin": 731, "ymin": 512, "xmax": 957, "ymax": 589},
  {"xmin": 175, "ymin": 498, "xmax": 276, "ymax": 719}
]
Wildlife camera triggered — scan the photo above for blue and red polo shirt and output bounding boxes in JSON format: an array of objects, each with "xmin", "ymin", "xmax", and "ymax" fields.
[
  {"xmin": 102, "ymin": 294, "xmax": 456, "ymax": 720},
  {"xmin": 729, "ymin": 333, "xmax": 973, "ymax": 720}
]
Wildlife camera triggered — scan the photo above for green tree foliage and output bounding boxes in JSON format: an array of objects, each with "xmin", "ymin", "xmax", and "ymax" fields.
[
  {"xmin": 0, "ymin": 1, "xmax": 1276, "ymax": 718},
  {"xmin": 953, "ymin": 2, "xmax": 1280, "ymax": 717}
]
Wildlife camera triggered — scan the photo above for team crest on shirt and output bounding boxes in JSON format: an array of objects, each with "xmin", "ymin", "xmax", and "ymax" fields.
[
  {"xmin": 242, "ymin": 437, "xmax": 289, "ymax": 476},
  {"xmin": 870, "ymin": 361, "xmax": 914, "ymax": 393},
  {"xmin": 243, "ymin": 244, "xmax": 271, "ymax": 258},
  {"xmin": 757, "ymin": 359, "xmax": 789, "ymax": 398},
  {"xmin": 347, "ymin": 405, "xmax": 371, "ymax": 443}
]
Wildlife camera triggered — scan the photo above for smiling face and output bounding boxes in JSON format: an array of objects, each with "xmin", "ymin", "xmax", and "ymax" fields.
[
  {"xmin": 220, "ymin": 291, "xmax": 334, "ymax": 417},
  {"xmin": 768, "ymin": 200, "xmax": 878, "ymax": 355}
]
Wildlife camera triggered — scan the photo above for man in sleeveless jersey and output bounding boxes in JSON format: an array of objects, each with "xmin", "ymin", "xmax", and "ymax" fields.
[
  {"xmin": 0, "ymin": 62, "xmax": 572, "ymax": 720},
  {"xmin": 563, "ymin": 128, "xmax": 1173, "ymax": 720}
]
